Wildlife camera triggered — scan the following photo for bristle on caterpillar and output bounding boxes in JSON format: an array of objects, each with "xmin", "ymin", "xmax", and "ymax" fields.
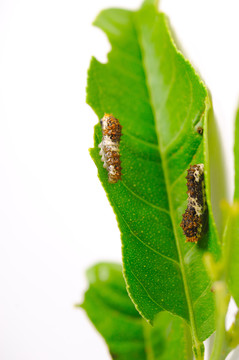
[
  {"xmin": 98, "ymin": 113, "xmax": 122, "ymax": 184},
  {"xmin": 180, "ymin": 164, "xmax": 207, "ymax": 243}
]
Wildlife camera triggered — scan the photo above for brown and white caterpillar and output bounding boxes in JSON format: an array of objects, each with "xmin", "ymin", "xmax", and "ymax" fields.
[
  {"xmin": 180, "ymin": 164, "xmax": 207, "ymax": 243},
  {"xmin": 98, "ymin": 113, "xmax": 122, "ymax": 184}
]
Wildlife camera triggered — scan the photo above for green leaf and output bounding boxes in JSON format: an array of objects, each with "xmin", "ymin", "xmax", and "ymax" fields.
[
  {"xmin": 234, "ymin": 107, "xmax": 239, "ymax": 202},
  {"xmin": 87, "ymin": 0, "xmax": 220, "ymax": 353},
  {"xmin": 226, "ymin": 108, "xmax": 239, "ymax": 306},
  {"xmin": 80, "ymin": 262, "xmax": 193, "ymax": 360}
]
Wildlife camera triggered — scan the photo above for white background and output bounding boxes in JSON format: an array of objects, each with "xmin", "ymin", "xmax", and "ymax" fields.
[{"xmin": 0, "ymin": 0, "xmax": 239, "ymax": 359}]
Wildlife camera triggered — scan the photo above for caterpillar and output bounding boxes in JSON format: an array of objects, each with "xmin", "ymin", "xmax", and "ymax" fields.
[
  {"xmin": 197, "ymin": 126, "xmax": 203, "ymax": 135},
  {"xmin": 98, "ymin": 113, "xmax": 122, "ymax": 184},
  {"xmin": 180, "ymin": 164, "xmax": 207, "ymax": 243}
]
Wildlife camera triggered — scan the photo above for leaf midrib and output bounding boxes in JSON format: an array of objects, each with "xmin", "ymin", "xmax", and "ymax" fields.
[{"xmin": 132, "ymin": 11, "xmax": 202, "ymax": 349}]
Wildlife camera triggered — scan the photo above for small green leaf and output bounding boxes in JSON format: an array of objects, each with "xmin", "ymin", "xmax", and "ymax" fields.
[
  {"xmin": 80, "ymin": 262, "xmax": 193, "ymax": 360},
  {"xmin": 88, "ymin": 0, "xmax": 220, "ymax": 353}
]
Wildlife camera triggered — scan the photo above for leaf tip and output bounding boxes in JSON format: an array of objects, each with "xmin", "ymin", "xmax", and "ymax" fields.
[
  {"xmin": 142, "ymin": 0, "xmax": 160, "ymax": 9},
  {"xmin": 74, "ymin": 303, "xmax": 83, "ymax": 309}
]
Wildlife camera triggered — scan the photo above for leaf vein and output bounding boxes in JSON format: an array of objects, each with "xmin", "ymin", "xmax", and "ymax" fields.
[
  {"xmin": 162, "ymin": 68, "xmax": 194, "ymax": 153},
  {"xmin": 130, "ymin": 268, "xmax": 164, "ymax": 309},
  {"xmin": 123, "ymin": 130, "xmax": 158, "ymax": 149},
  {"xmin": 115, "ymin": 199, "xmax": 180, "ymax": 266},
  {"xmin": 121, "ymin": 180, "xmax": 170, "ymax": 215},
  {"xmin": 193, "ymin": 282, "xmax": 212, "ymax": 307}
]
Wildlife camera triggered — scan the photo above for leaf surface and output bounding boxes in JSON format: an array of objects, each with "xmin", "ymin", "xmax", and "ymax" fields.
[
  {"xmin": 88, "ymin": 0, "xmax": 220, "ymax": 348},
  {"xmin": 80, "ymin": 262, "xmax": 193, "ymax": 360}
]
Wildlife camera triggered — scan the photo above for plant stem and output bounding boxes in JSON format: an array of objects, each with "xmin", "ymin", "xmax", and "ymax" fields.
[
  {"xmin": 193, "ymin": 342, "xmax": 204, "ymax": 360},
  {"xmin": 209, "ymin": 281, "xmax": 229, "ymax": 360},
  {"xmin": 209, "ymin": 205, "xmax": 238, "ymax": 360},
  {"xmin": 143, "ymin": 321, "xmax": 155, "ymax": 360}
]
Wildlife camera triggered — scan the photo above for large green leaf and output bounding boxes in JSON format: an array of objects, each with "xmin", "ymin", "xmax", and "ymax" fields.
[
  {"xmin": 88, "ymin": 0, "xmax": 220, "ymax": 353},
  {"xmin": 226, "ymin": 108, "xmax": 239, "ymax": 305},
  {"xmin": 80, "ymin": 262, "xmax": 193, "ymax": 360}
]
